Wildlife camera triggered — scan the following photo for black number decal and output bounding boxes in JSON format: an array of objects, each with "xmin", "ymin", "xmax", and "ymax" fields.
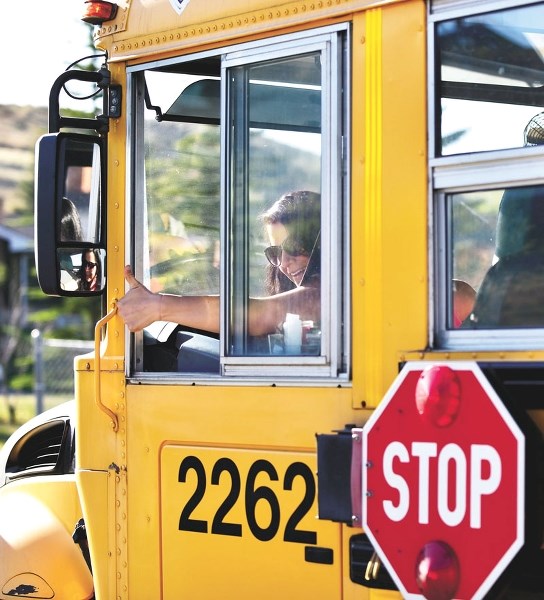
[
  {"xmin": 178, "ymin": 456, "xmax": 208, "ymax": 533},
  {"xmin": 245, "ymin": 460, "xmax": 280, "ymax": 542},
  {"xmin": 177, "ymin": 456, "xmax": 317, "ymax": 545},
  {"xmin": 283, "ymin": 462, "xmax": 317, "ymax": 544},
  {"xmin": 211, "ymin": 458, "xmax": 242, "ymax": 537}
]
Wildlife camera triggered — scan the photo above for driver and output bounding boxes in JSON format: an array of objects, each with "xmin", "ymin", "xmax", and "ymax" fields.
[{"xmin": 117, "ymin": 190, "xmax": 321, "ymax": 336}]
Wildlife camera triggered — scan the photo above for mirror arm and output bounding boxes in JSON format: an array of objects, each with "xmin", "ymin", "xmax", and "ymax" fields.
[{"xmin": 48, "ymin": 66, "xmax": 122, "ymax": 134}]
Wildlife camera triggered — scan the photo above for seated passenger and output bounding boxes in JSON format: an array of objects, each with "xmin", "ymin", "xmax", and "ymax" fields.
[
  {"xmin": 118, "ymin": 190, "xmax": 321, "ymax": 336},
  {"xmin": 467, "ymin": 185, "xmax": 544, "ymax": 327}
]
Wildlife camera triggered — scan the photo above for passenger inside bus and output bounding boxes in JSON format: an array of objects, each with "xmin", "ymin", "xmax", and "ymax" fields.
[
  {"xmin": 466, "ymin": 184, "xmax": 544, "ymax": 328},
  {"xmin": 118, "ymin": 190, "xmax": 321, "ymax": 339}
]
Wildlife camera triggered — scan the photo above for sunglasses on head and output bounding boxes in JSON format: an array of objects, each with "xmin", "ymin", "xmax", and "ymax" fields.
[{"xmin": 264, "ymin": 237, "xmax": 309, "ymax": 267}]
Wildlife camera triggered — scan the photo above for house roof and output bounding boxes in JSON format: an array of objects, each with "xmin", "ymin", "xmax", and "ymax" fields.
[{"xmin": 0, "ymin": 223, "xmax": 33, "ymax": 253}]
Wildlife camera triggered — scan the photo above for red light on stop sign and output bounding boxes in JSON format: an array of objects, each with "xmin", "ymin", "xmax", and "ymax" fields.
[
  {"xmin": 415, "ymin": 366, "xmax": 461, "ymax": 427},
  {"xmin": 415, "ymin": 540, "xmax": 460, "ymax": 600}
]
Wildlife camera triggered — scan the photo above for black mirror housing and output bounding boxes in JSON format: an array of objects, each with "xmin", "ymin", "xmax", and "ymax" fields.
[{"xmin": 35, "ymin": 132, "xmax": 106, "ymax": 296}]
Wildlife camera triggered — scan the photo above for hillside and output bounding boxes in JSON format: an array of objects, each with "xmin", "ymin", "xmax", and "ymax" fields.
[{"xmin": 0, "ymin": 105, "xmax": 48, "ymax": 220}]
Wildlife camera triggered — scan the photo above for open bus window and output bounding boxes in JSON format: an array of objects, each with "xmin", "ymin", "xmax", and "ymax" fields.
[
  {"xmin": 132, "ymin": 29, "xmax": 347, "ymax": 376},
  {"xmin": 436, "ymin": 3, "xmax": 544, "ymax": 156},
  {"xmin": 447, "ymin": 185, "xmax": 544, "ymax": 329}
]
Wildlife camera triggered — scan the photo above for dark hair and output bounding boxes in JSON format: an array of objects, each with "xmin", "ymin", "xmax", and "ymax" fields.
[
  {"xmin": 60, "ymin": 197, "xmax": 83, "ymax": 242},
  {"xmin": 261, "ymin": 190, "xmax": 321, "ymax": 294},
  {"xmin": 77, "ymin": 249, "xmax": 102, "ymax": 291}
]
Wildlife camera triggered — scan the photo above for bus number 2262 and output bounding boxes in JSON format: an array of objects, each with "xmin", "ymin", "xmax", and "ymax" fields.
[{"xmin": 177, "ymin": 456, "xmax": 317, "ymax": 544}]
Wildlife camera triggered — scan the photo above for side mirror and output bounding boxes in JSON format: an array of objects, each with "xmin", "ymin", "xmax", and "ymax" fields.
[{"xmin": 35, "ymin": 133, "xmax": 106, "ymax": 296}]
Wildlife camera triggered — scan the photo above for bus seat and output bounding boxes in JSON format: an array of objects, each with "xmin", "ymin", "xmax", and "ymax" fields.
[{"xmin": 469, "ymin": 186, "xmax": 544, "ymax": 327}]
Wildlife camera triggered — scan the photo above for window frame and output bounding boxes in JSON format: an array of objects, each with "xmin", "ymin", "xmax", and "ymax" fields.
[
  {"xmin": 430, "ymin": 0, "xmax": 544, "ymax": 350},
  {"xmin": 126, "ymin": 25, "xmax": 351, "ymax": 382}
]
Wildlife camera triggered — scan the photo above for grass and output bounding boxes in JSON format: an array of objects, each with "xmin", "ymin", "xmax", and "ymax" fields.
[{"xmin": 0, "ymin": 394, "xmax": 70, "ymax": 450}]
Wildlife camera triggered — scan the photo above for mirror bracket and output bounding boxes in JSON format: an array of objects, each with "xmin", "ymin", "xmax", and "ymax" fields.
[{"xmin": 48, "ymin": 65, "xmax": 122, "ymax": 134}]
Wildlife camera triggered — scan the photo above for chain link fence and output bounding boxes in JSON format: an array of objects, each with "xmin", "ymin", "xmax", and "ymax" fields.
[{"xmin": 32, "ymin": 332, "xmax": 94, "ymax": 413}]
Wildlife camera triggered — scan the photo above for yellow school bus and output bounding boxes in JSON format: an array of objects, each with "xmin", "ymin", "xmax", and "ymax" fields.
[{"xmin": 1, "ymin": 0, "xmax": 544, "ymax": 598}]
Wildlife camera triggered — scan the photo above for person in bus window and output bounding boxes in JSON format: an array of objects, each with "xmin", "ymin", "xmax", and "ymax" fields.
[
  {"xmin": 78, "ymin": 249, "xmax": 102, "ymax": 292},
  {"xmin": 118, "ymin": 190, "xmax": 321, "ymax": 335}
]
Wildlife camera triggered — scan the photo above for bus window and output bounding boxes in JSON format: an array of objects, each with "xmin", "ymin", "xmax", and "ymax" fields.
[
  {"xmin": 226, "ymin": 54, "xmax": 322, "ymax": 359},
  {"xmin": 129, "ymin": 28, "xmax": 348, "ymax": 378},
  {"xmin": 445, "ymin": 184, "xmax": 544, "ymax": 331},
  {"xmin": 436, "ymin": 3, "xmax": 544, "ymax": 156}
]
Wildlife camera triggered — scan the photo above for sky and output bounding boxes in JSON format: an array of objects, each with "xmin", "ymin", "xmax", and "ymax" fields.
[{"xmin": 2, "ymin": 2, "xmax": 95, "ymax": 109}]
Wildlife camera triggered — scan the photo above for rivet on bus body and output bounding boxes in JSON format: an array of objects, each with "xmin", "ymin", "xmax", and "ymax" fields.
[
  {"xmin": 114, "ymin": 245, "xmax": 119, "ymax": 252},
  {"xmin": 361, "ymin": 36, "xmax": 365, "ymax": 44},
  {"xmin": 146, "ymin": 515, "xmax": 151, "ymax": 522},
  {"xmin": 117, "ymin": 571, "xmax": 121, "ymax": 579},
  {"xmin": 116, "ymin": 524, "xmax": 121, "ymax": 531},
  {"xmin": 86, "ymin": 362, "xmax": 91, "ymax": 370},
  {"xmin": 117, "ymin": 547, "xmax": 121, "ymax": 555}
]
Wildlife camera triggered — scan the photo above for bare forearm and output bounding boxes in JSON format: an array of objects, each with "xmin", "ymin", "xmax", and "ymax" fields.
[{"xmin": 160, "ymin": 294, "xmax": 220, "ymax": 333}]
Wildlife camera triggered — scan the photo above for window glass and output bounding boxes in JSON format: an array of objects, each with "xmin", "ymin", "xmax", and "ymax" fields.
[
  {"xmin": 447, "ymin": 185, "xmax": 544, "ymax": 329},
  {"xmin": 131, "ymin": 29, "xmax": 346, "ymax": 376},
  {"xmin": 143, "ymin": 73, "xmax": 221, "ymax": 297},
  {"xmin": 437, "ymin": 3, "xmax": 544, "ymax": 155},
  {"xmin": 227, "ymin": 54, "xmax": 322, "ymax": 357}
]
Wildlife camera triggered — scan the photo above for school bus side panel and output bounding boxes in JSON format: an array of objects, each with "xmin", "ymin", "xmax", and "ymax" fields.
[{"xmin": 125, "ymin": 385, "xmax": 360, "ymax": 599}]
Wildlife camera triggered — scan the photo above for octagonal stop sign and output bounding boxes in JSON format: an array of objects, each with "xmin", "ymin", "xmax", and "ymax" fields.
[{"xmin": 361, "ymin": 362, "xmax": 525, "ymax": 600}]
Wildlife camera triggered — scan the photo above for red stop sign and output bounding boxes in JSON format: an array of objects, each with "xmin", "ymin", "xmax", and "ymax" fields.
[{"xmin": 361, "ymin": 362, "xmax": 524, "ymax": 600}]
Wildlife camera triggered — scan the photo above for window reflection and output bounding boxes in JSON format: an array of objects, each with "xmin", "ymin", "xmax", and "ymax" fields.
[{"xmin": 437, "ymin": 4, "xmax": 544, "ymax": 155}]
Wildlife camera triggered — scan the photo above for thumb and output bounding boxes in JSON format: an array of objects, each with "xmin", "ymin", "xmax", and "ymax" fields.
[{"xmin": 124, "ymin": 265, "xmax": 142, "ymax": 290}]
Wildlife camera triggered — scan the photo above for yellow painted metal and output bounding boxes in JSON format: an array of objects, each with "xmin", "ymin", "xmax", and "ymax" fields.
[
  {"xmin": 125, "ymin": 384, "xmax": 361, "ymax": 599},
  {"xmin": 160, "ymin": 445, "xmax": 341, "ymax": 598},
  {"xmin": 354, "ymin": 0, "xmax": 427, "ymax": 409},
  {"xmin": 95, "ymin": 0, "xmax": 407, "ymax": 61},
  {"xmin": 0, "ymin": 476, "xmax": 93, "ymax": 600}
]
